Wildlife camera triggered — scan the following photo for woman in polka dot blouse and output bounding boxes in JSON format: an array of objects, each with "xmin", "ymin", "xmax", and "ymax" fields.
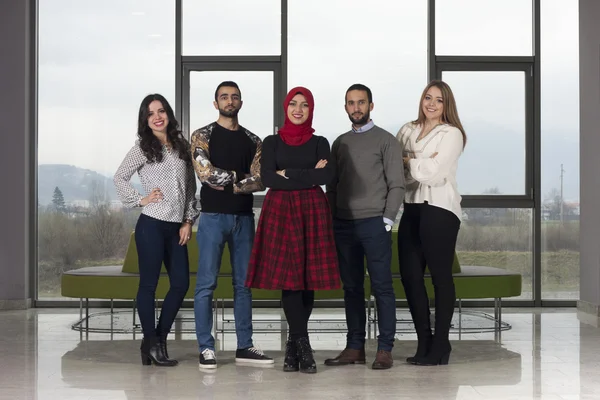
[{"xmin": 114, "ymin": 94, "xmax": 199, "ymax": 367}]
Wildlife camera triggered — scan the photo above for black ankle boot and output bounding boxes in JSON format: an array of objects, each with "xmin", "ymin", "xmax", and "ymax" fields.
[
  {"xmin": 411, "ymin": 282, "xmax": 455, "ymax": 366},
  {"xmin": 406, "ymin": 333, "xmax": 432, "ymax": 364},
  {"xmin": 158, "ymin": 337, "xmax": 178, "ymax": 365},
  {"xmin": 414, "ymin": 337, "xmax": 451, "ymax": 366},
  {"xmin": 295, "ymin": 337, "xmax": 316, "ymax": 374},
  {"xmin": 140, "ymin": 337, "xmax": 178, "ymax": 367},
  {"xmin": 283, "ymin": 339, "xmax": 299, "ymax": 372},
  {"xmin": 413, "ymin": 283, "xmax": 455, "ymax": 366},
  {"xmin": 401, "ymin": 278, "xmax": 434, "ymax": 364}
]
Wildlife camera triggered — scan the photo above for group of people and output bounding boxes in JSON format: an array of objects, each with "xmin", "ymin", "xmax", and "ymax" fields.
[{"xmin": 113, "ymin": 79, "xmax": 466, "ymax": 373}]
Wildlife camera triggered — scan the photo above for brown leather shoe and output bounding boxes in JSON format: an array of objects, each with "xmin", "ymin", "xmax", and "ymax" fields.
[
  {"xmin": 372, "ymin": 350, "xmax": 393, "ymax": 370},
  {"xmin": 324, "ymin": 348, "xmax": 366, "ymax": 366}
]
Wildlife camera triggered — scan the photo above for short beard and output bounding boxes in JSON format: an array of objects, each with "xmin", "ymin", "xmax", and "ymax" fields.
[
  {"xmin": 349, "ymin": 111, "xmax": 370, "ymax": 126},
  {"xmin": 218, "ymin": 108, "xmax": 239, "ymax": 118}
]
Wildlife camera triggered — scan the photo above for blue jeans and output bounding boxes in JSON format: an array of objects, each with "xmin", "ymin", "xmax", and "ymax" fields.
[
  {"xmin": 334, "ymin": 217, "xmax": 396, "ymax": 352},
  {"xmin": 135, "ymin": 214, "xmax": 190, "ymax": 339},
  {"xmin": 194, "ymin": 212, "xmax": 255, "ymax": 352}
]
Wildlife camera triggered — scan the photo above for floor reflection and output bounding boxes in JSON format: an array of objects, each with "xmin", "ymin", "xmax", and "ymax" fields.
[{"xmin": 0, "ymin": 308, "xmax": 598, "ymax": 399}]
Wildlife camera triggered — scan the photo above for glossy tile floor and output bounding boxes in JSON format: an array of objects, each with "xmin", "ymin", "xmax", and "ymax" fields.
[{"xmin": 1, "ymin": 307, "xmax": 599, "ymax": 400}]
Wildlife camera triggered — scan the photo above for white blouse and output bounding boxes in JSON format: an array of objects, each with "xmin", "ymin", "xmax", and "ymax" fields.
[{"xmin": 396, "ymin": 122, "xmax": 464, "ymax": 221}]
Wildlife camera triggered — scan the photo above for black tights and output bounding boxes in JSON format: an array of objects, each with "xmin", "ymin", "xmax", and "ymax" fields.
[{"xmin": 282, "ymin": 290, "xmax": 315, "ymax": 341}]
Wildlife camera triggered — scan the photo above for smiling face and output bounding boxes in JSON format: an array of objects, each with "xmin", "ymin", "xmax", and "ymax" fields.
[
  {"xmin": 286, "ymin": 93, "xmax": 310, "ymax": 125},
  {"xmin": 147, "ymin": 100, "xmax": 169, "ymax": 134},
  {"xmin": 421, "ymin": 85, "xmax": 444, "ymax": 124}
]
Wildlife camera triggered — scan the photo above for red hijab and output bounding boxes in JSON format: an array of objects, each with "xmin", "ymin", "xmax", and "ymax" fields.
[{"xmin": 278, "ymin": 87, "xmax": 315, "ymax": 146}]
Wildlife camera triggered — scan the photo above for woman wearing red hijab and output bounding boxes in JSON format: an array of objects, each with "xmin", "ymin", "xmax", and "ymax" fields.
[{"xmin": 246, "ymin": 87, "xmax": 340, "ymax": 374}]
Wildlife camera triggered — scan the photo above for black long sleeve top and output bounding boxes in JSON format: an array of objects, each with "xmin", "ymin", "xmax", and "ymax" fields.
[{"xmin": 261, "ymin": 134, "xmax": 334, "ymax": 190}]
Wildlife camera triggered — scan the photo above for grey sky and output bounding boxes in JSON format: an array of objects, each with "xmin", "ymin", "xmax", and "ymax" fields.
[{"xmin": 37, "ymin": 0, "xmax": 580, "ymax": 201}]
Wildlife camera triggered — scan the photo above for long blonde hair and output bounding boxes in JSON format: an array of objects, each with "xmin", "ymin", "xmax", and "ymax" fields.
[{"xmin": 413, "ymin": 80, "xmax": 467, "ymax": 148}]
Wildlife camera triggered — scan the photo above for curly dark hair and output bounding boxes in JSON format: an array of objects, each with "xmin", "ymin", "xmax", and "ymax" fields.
[{"xmin": 137, "ymin": 94, "xmax": 192, "ymax": 165}]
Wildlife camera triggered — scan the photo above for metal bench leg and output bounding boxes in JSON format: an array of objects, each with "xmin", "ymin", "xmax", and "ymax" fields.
[
  {"xmin": 85, "ymin": 298, "xmax": 89, "ymax": 335},
  {"xmin": 132, "ymin": 299, "xmax": 137, "ymax": 339},
  {"xmin": 221, "ymin": 298, "xmax": 225, "ymax": 334},
  {"xmin": 497, "ymin": 298, "xmax": 503, "ymax": 341},
  {"xmin": 373, "ymin": 297, "xmax": 378, "ymax": 338},
  {"xmin": 219, "ymin": 298, "xmax": 226, "ymax": 346},
  {"xmin": 79, "ymin": 298, "xmax": 83, "ymax": 339},
  {"xmin": 498, "ymin": 298, "xmax": 502, "ymax": 328},
  {"xmin": 173, "ymin": 310, "xmax": 182, "ymax": 340},
  {"xmin": 110, "ymin": 299, "xmax": 114, "ymax": 339},
  {"xmin": 492, "ymin": 297, "xmax": 503, "ymax": 342},
  {"xmin": 214, "ymin": 297, "xmax": 225, "ymax": 335},
  {"xmin": 458, "ymin": 299, "xmax": 462, "ymax": 340},
  {"xmin": 213, "ymin": 298, "xmax": 217, "ymax": 335},
  {"xmin": 367, "ymin": 296, "xmax": 372, "ymax": 338},
  {"xmin": 155, "ymin": 299, "xmax": 159, "ymax": 322},
  {"xmin": 494, "ymin": 298, "xmax": 499, "ymax": 330}
]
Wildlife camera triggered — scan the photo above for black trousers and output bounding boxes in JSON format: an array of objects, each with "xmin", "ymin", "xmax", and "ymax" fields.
[
  {"xmin": 398, "ymin": 203, "xmax": 460, "ymax": 341},
  {"xmin": 281, "ymin": 290, "xmax": 315, "ymax": 340}
]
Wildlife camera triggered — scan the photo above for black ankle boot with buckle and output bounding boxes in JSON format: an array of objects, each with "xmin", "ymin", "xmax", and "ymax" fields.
[
  {"xmin": 283, "ymin": 338, "xmax": 299, "ymax": 372},
  {"xmin": 296, "ymin": 337, "xmax": 317, "ymax": 374}
]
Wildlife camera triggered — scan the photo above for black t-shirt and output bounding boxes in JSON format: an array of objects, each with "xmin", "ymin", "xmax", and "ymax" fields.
[{"xmin": 200, "ymin": 124, "xmax": 257, "ymax": 214}]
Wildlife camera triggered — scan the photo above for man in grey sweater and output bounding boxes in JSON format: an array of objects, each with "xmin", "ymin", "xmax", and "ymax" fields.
[{"xmin": 325, "ymin": 84, "xmax": 405, "ymax": 370}]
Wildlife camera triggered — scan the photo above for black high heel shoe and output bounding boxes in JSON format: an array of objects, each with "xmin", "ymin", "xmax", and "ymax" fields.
[
  {"xmin": 158, "ymin": 337, "xmax": 178, "ymax": 365},
  {"xmin": 283, "ymin": 339, "xmax": 299, "ymax": 372},
  {"xmin": 296, "ymin": 337, "xmax": 317, "ymax": 374},
  {"xmin": 140, "ymin": 337, "xmax": 178, "ymax": 367},
  {"xmin": 414, "ymin": 351, "xmax": 451, "ymax": 366},
  {"xmin": 413, "ymin": 341, "xmax": 452, "ymax": 366},
  {"xmin": 406, "ymin": 334, "xmax": 432, "ymax": 364}
]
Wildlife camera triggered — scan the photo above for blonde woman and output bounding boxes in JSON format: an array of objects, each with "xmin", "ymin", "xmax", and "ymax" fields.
[{"xmin": 396, "ymin": 80, "xmax": 466, "ymax": 366}]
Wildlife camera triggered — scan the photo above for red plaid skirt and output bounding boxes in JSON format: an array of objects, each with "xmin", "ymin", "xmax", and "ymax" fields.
[{"xmin": 246, "ymin": 186, "xmax": 340, "ymax": 290}]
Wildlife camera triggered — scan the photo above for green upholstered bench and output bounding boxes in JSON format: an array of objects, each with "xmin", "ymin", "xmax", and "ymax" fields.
[
  {"xmin": 61, "ymin": 230, "xmax": 521, "ymax": 332},
  {"xmin": 389, "ymin": 237, "xmax": 522, "ymax": 300},
  {"xmin": 62, "ymin": 230, "xmax": 347, "ymax": 302},
  {"xmin": 62, "ymin": 230, "xmax": 355, "ymax": 333},
  {"xmin": 360, "ymin": 236, "xmax": 522, "ymax": 331}
]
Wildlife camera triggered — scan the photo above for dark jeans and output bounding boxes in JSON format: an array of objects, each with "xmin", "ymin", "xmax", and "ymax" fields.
[
  {"xmin": 398, "ymin": 203, "xmax": 460, "ymax": 341},
  {"xmin": 334, "ymin": 217, "xmax": 396, "ymax": 352},
  {"xmin": 135, "ymin": 213, "xmax": 190, "ymax": 339}
]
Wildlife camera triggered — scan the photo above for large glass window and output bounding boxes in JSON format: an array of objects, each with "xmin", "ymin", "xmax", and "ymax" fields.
[
  {"xmin": 189, "ymin": 71, "xmax": 275, "ymax": 139},
  {"xmin": 441, "ymin": 71, "xmax": 528, "ymax": 196},
  {"xmin": 37, "ymin": 0, "xmax": 176, "ymax": 299},
  {"xmin": 187, "ymin": 70, "xmax": 276, "ymax": 196},
  {"xmin": 541, "ymin": 0, "xmax": 580, "ymax": 300},
  {"xmin": 391, "ymin": 207, "xmax": 533, "ymax": 300},
  {"xmin": 435, "ymin": 0, "xmax": 533, "ymax": 56},
  {"xmin": 288, "ymin": 0, "xmax": 427, "ymax": 146},
  {"xmin": 182, "ymin": 0, "xmax": 281, "ymax": 55},
  {"xmin": 34, "ymin": 0, "xmax": 581, "ymax": 306},
  {"xmin": 456, "ymin": 208, "xmax": 533, "ymax": 300}
]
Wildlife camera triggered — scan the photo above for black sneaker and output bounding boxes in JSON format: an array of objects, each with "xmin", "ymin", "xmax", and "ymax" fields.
[
  {"xmin": 235, "ymin": 347, "xmax": 274, "ymax": 365},
  {"xmin": 199, "ymin": 349, "xmax": 217, "ymax": 369}
]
